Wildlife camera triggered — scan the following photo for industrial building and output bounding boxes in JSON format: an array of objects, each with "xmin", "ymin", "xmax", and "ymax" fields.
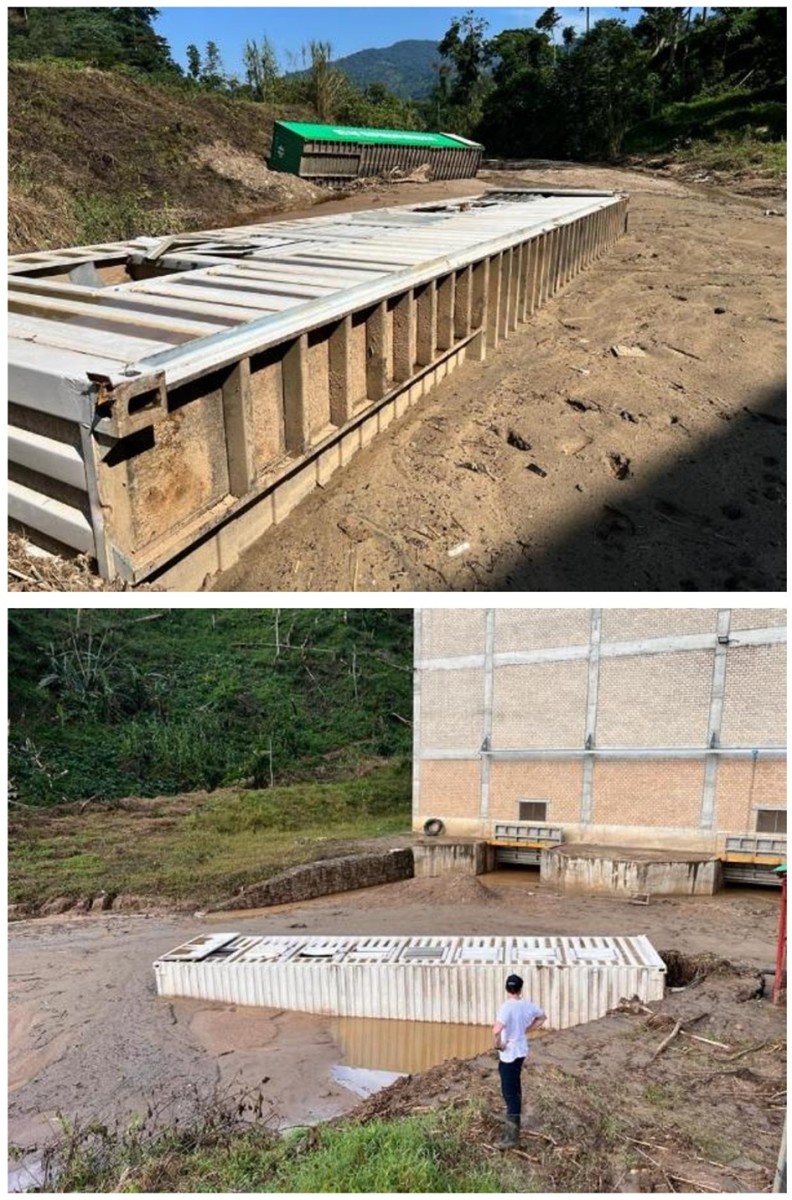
[{"xmin": 413, "ymin": 609, "xmax": 786, "ymax": 892}]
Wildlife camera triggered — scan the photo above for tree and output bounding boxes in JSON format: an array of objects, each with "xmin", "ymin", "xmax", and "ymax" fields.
[
  {"xmin": 8, "ymin": 7, "xmax": 180, "ymax": 75},
  {"xmin": 186, "ymin": 43, "xmax": 201, "ymax": 80},
  {"xmin": 304, "ymin": 41, "xmax": 345, "ymax": 122},
  {"xmin": 556, "ymin": 18, "xmax": 655, "ymax": 158},
  {"xmin": 478, "ymin": 27, "xmax": 556, "ymax": 156},
  {"xmin": 200, "ymin": 40, "xmax": 226, "ymax": 91},
  {"xmin": 243, "ymin": 36, "xmax": 279, "ymax": 103},
  {"xmin": 536, "ymin": 7, "xmax": 563, "ymax": 63},
  {"xmin": 435, "ymin": 11, "xmax": 490, "ymax": 134}
]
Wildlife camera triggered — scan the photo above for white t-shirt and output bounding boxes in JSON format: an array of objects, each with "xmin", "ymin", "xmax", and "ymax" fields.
[{"xmin": 496, "ymin": 997, "xmax": 545, "ymax": 1063}]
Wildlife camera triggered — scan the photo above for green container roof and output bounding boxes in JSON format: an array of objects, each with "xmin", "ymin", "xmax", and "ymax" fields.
[{"xmin": 276, "ymin": 121, "xmax": 482, "ymax": 151}]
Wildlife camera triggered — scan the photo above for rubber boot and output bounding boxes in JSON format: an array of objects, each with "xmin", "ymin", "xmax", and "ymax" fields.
[{"xmin": 496, "ymin": 1114, "xmax": 520, "ymax": 1149}]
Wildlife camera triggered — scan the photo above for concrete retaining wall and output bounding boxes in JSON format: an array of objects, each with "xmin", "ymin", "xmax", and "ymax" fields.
[
  {"xmin": 413, "ymin": 839, "xmax": 495, "ymax": 877},
  {"xmin": 540, "ymin": 846, "xmax": 722, "ymax": 896},
  {"xmin": 211, "ymin": 848, "xmax": 414, "ymax": 910}
]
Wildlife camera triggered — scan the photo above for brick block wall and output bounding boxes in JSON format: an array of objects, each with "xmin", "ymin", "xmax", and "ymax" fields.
[
  {"xmin": 720, "ymin": 643, "xmax": 786, "ymax": 745},
  {"xmin": 421, "ymin": 609, "xmax": 486, "ymax": 658},
  {"xmin": 591, "ymin": 760, "xmax": 704, "ymax": 828},
  {"xmin": 494, "ymin": 608, "xmax": 590, "ymax": 652},
  {"xmin": 417, "ymin": 759, "xmax": 481, "ymax": 817},
  {"xmin": 420, "ymin": 667, "xmax": 484, "ymax": 750},
  {"xmin": 730, "ymin": 609, "xmax": 786, "ymax": 630},
  {"xmin": 489, "ymin": 760, "xmax": 583, "ymax": 822},
  {"xmin": 714, "ymin": 758, "xmax": 787, "ymax": 831},
  {"xmin": 601, "ymin": 609, "xmax": 717, "ymax": 641},
  {"xmin": 492, "ymin": 660, "xmax": 589, "ymax": 747},
  {"xmin": 596, "ymin": 650, "xmax": 713, "ymax": 747}
]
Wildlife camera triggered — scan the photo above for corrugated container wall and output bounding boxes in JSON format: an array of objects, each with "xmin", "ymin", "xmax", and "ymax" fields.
[
  {"xmin": 154, "ymin": 933, "xmax": 666, "ymax": 1028},
  {"xmin": 269, "ymin": 120, "xmax": 483, "ymax": 181}
]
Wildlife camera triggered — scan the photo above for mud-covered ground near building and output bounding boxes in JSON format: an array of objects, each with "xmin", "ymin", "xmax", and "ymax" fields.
[
  {"xmin": 9, "ymin": 872, "xmax": 785, "ymax": 1191},
  {"xmin": 215, "ymin": 162, "xmax": 786, "ymax": 593}
]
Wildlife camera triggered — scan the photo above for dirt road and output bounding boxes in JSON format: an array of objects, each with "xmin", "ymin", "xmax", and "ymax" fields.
[
  {"xmin": 9, "ymin": 871, "xmax": 782, "ymax": 1167},
  {"xmin": 215, "ymin": 164, "xmax": 786, "ymax": 592}
]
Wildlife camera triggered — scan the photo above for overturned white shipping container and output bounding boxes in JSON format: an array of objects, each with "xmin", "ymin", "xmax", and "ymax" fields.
[
  {"xmin": 153, "ymin": 933, "xmax": 665, "ymax": 1028},
  {"xmin": 9, "ymin": 188, "xmax": 627, "ymax": 588}
]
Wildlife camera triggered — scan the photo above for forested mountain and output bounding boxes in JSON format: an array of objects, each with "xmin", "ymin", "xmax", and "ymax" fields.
[
  {"xmin": 8, "ymin": 609, "xmax": 413, "ymax": 804},
  {"xmin": 298, "ymin": 40, "xmax": 440, "ymax": 101}
]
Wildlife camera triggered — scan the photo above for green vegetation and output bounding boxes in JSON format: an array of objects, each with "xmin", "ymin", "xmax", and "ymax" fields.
[
  {"xmin": 625, "ymin": 85, "xmax": 785, "ymax": 152},
  {"xmin": 39, "ymin": 1102, "xmax": 524, "ymax": 1193},
  {"xmin": 8, "ymin": 763, "xmax": 411, "ymax": 908},
  {"xmin": 9, "ymin": 7, "xmax": 785, "ymax": 164},
  {"xmin": 436, "ymin": 7, "xmax": 786, "ymax": 158},
  {"xmin": 8, "ymin": 609, "xmax": 413, "ymax": 805}
]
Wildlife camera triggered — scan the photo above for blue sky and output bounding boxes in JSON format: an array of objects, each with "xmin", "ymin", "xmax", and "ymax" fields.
[{"xmin": 154, "ymin": 6, "xmax": 651, "ymax": 76}]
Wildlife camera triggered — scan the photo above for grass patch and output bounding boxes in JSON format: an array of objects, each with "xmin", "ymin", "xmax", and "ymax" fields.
[
  {"xmin": 625, "ymin": 86, "xmax": 786, "ymax": 156},
  {"xmin": 40, "ymin": 1101, "xmax": 525, "ymax": 1193},
  {"xmin": 676, "ymin": 131, "xmax": 786, "ymax": 178},
  {"xmin": 70, "ymin": 193, "xmax": 189, "ymax": 245},
  {"xmin": 8, "ymin": 762, "xmax": 411, "ymax": 909}
]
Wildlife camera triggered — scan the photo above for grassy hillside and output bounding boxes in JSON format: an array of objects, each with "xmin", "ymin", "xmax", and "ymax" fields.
[
  {"xmin": 8, "ymin": 609, "xmax": 413, "ymax": 806},
  {"xmin": 624, "ymin": 86, "xmax": 786, "ymax": 177},
  {"xmin": 8, "ymin": 61, "xmax": 318, "ymax": 252},
  {"xmin": 8, "ymin": 765, "xmax": 411, "ymax": 910}
]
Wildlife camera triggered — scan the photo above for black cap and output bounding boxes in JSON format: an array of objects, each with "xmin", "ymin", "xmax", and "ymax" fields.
[{"xmin": 505, "ymin": 974, "xmax": 523, "ymax": 993}]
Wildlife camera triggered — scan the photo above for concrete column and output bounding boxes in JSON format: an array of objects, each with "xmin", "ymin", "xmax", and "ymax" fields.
[
  {"xmin": 581, "ymin": 608, "xmax": 603, "ymax": 825},
  {"xmin": 412, "ymin": 610, "xmax": 423, "ymax": 825},
  {"xmin": 700, "ymin": 609, "xmax": 731, "ymax": 829},
  {"xmin": 479, "ymin": 608, "xmax": 496, "ymax": 831}
]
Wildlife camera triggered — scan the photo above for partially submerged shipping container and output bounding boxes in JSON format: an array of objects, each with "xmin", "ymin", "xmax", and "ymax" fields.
[
  {"xmin": 154, "ymin": 933, "xmax": 666, "ymax": 1027},
  {"xmin": 269, "ymin": 120, "xmax": 483, "ymax": 181}
]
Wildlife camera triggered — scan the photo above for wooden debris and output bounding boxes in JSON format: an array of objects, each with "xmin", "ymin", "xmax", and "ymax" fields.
[{"xmin": 649, "ymin": 1018, "xmax": 683, "ymax": 1062}]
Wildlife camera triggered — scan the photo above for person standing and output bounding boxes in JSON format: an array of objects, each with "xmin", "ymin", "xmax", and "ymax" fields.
[{"xmin": 492, "ymin": 973, "xmax": 546, "ymax": 1148}]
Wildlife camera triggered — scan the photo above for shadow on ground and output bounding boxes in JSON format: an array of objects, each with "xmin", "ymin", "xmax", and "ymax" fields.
[{"xmin": 483, "ymin": 381, "xmax": 786, "ymax": 592}]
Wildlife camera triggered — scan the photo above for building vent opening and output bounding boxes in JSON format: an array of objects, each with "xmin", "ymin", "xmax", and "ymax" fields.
[
  {"xmin": 519, "ymin": 800, "xmax": 548, "ymax": 822},
  {"xmin": 756, "ymin": 809, "xmax": 786, "ymax": 835}
]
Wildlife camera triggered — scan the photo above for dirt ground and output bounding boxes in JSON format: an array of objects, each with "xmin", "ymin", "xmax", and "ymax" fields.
[
  {"xmin": 213, "ymin": 163, "xmax": 786, "ymax": 592},
  {"xmin": 8, "ymin": 870, "xmax": 785, "ymax": 1191}
]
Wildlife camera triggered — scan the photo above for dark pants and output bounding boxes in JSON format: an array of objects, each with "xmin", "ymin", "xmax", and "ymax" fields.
[{"xmin": 498, "ymin": 1056, "xmax": 525, "ymax": 1117}]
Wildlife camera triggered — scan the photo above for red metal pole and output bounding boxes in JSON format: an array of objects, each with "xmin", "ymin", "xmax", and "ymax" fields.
[{"xmin": 772, "ymin": 873, "xmax": 786, "ymax": 1006}]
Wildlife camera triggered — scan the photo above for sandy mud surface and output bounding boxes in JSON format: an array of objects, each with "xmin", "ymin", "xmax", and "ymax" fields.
[
  {"xmin": 214, "ymin": 164, "xmax": 785, "ymax": 592},
  {"xmin": 9, "ymin": 871, "xmax": 782, "ymax": 1168}
]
